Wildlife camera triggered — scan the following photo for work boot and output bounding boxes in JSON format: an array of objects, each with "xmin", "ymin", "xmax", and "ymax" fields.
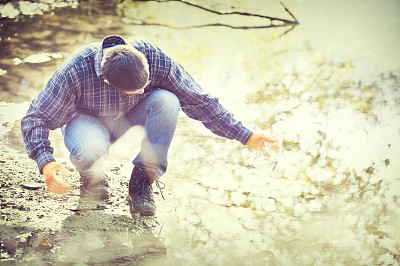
[
  {"xmin": 127, "ymin": 167, "xmax": 162, "ymax": 216},
  {"xmin": 80, "ymin": 175, "xmax": 109, "ymax": 200}
]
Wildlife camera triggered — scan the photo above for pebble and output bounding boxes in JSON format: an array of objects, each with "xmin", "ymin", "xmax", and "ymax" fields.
[
  {"xmin": 21, "ymin": 182, "xmax": 43, "ymax": 190},
  {"xmin": 251, "ymin": 250, "xmax": 277, "ymax": 266}
]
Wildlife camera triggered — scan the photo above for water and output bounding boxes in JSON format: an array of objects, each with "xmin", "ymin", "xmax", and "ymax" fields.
[
  {"xmin": 292, "ymin": 0, "xmax": 400, "ymax": 79},
  {"xmin": 1, "ymin": 0, "xmax": 399, "ymax": 265},
  {"xmin": 249, "ymin": 134, "xmax": 282, "ymax": 175}
]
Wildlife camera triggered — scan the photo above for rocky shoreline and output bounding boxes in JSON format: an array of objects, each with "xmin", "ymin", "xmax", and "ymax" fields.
[{"xmin": 0, "ymin": 137, "xmax": 171, "ymax": 264}]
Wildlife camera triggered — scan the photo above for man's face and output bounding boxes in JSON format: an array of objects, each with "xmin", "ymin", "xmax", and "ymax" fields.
[
  {"xmin": 102, "ymin": 46, "xmax": 149, "ymax": 95},
  {"xmin": 114, "ymin": 80, "xmax": 150, "ymax": 95}
]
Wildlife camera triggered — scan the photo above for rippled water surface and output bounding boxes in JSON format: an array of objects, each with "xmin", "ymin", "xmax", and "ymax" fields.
[{"xmin": 1, "ymin": 0, "xmax": 399, "ymax": 265}]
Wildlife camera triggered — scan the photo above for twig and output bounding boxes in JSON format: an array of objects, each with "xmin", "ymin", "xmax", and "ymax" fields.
[
  {"xmin": 280, "ymin": 1, "xmax": 299, "ymax": 23},
  {"xmin": 128, "ymin": 18, "xmax": 285, "ymax": 30},
  {"xmin": 68, "ymin": 207, "xmax": 107, "ymax": 212},
  {"xmin": 190, "ymin": 23, "xmax": 283, "ymax": 30},
  {"xmin": 133, "ymin": 0, "xmax": 299, "ymax": 27},
  {"xmin": 279, "ymin": 25, "xmax": 297, "ymax": 37},
  {"xmin": 135, "ymin": 0, "xmax": 297, "ymax": 24}
]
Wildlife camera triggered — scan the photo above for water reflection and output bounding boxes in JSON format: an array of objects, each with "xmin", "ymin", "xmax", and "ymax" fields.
[
  {"xmin": 54, "ymin": 198, "xmax": 167, "ymax": 265},
  {"xmin": 1, "ymin": 200, "xmax": 168, "ymax": 265}
]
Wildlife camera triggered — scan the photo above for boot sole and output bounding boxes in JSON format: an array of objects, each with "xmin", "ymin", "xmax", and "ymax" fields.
[
  {"xmin": 127, "ymin": 195, "xmax": 155, "ymax": 216},
  {"xmin": 80, "ymin": 187, "xmax": 109, "ymax": 200}
]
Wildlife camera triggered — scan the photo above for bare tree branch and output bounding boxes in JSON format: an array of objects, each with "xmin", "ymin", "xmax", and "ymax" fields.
[
  {"xmin": 134, "ymin": 0, "xmax": 298, "ymax": 25},
  {"xmin": 279, "ymin": 24, "xmax": 296, "ymax": 37},
  {"xmin": 280, "ymin": 1, "xmax": 298, "ymax": 23},
  {"xmin": 126, "ymin": 18, "xmax": 288, "ymax": 30},
  {"xmin": 131, "ymin": 0, "xmax": 299, "ymax": 30}
]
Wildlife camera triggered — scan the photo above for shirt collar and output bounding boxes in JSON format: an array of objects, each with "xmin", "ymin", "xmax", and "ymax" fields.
[{"xmin": 94, "ymin": 35, "xmax": 128, "ymax": 77}]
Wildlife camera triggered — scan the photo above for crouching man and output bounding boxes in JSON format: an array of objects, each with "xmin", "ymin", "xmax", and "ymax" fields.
[{"xmin": 21, "ymin": 35, "xmax": 279, "ymax": 216}]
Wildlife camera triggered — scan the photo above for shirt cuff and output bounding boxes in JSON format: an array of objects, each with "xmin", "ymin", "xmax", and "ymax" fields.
[
  {"xmin": 235, "ymin": 126, "xmax": 253, "ymax": 146},
  {"xmin": 36, "ymin": 152, "xmax": 56, "ymax": 174}
]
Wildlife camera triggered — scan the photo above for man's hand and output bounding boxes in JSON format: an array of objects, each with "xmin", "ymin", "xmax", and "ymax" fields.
[
  {"xmin": 42, "ymin": 161, "xmax": 70, "ymax": 194},
  {"xmin": 246, "ymin": 132, "xmax": 282, "ymax": 157}
]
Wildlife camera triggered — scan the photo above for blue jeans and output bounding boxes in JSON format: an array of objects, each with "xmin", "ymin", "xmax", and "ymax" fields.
[{"xmin": 62, "ymin": 89, "xmax": 180, "ymax": 180}]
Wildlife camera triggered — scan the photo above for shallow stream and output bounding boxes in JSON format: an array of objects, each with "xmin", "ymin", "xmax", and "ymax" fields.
[{"xmin": 1, "ymin": 0, "xmax": 399, "ymax": 265}]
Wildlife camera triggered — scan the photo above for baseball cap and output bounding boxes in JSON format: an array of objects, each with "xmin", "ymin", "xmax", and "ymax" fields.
[{"xmin": 101, "ymin": 35, "xmax": 127, "ymax": 49}]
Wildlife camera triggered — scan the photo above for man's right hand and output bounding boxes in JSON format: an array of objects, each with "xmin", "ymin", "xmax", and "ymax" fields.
[{"xmin": 42, "ymin": 161, "xmax": 70, "ymax": 194}]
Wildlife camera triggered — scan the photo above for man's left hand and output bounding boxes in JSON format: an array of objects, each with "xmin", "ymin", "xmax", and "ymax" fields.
[{"xmin": 246, "ymin": 132, "xmax": 281, "ymax": 157}]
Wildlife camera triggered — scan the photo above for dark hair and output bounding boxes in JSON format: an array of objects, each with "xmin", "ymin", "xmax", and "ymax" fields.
[{"xmin": 101, "ymin": 45, "xmax": 149, "ymax": 91}]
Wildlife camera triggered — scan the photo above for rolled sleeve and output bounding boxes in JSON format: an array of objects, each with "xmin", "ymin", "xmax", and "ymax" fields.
[
  {"xmin": 161, "ymin": 58, "xmax": 252, "ymax": 145},
  {"xmin": 21, "ymin": 60, "xmax": 78, "ymax": 172},
  {"xmin": 36, "ymin": 152, "xmax": 56, "ymax": 174},
  {"xmin": 233, "ymin": 124, "xmax": 253, "ymax": 145}
]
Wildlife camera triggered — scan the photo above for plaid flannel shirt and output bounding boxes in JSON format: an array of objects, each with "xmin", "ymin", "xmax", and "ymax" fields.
[{"xmin": 21, "ymin": 35, "xmax": 252, "ymax": 172}]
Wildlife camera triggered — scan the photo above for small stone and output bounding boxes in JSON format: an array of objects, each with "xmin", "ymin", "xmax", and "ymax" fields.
[
  {"xmin": 36, "ymin": 241, "xmax": 52, "ymax": 251},
  {"xmin": 23, "ymin": 53, "xmax": 52, "ymax": 64},
  {"xmin": 251, "ymin": 250, "xmax": 277, "ymax": 266},
  {"xmin": 4, "ymin": 237, "xmax": 17, "ymax": 254},
  {"xmin": 21, "ymin": 182, "xmax": 43, "ymax": 190}
]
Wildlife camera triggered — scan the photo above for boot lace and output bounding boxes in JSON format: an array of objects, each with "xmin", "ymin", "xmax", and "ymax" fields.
[
  {"xmin": 131, "ymin": 168, "xmax": 166, "ymax": 201},
  {"xmin": 154, "ymin": 179, "xmax": 165, "ymax": 200}
]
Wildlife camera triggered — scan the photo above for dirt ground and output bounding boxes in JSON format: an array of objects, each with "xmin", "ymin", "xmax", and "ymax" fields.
[{"xmin": 0, "ymin": 144, "xmax": 174, "ymax": 265}]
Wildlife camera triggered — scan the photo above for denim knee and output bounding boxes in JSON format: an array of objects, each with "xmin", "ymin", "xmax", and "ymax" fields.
[
  {"xmin": 148, "ymin": 89, "xmax": 180, "ymax": 116},
  {"xmin": 64, "ymin": 113, "xmax": 111, "ymax": 171},
  {"xmin": 69, "ymin": 140, "xmax": 109, "ymax": 170}
]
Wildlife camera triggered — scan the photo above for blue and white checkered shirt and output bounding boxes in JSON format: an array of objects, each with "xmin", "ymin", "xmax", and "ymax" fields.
[{"xmin": 21, "ymin": 35, "xmax": 252, "ymax": 172}]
